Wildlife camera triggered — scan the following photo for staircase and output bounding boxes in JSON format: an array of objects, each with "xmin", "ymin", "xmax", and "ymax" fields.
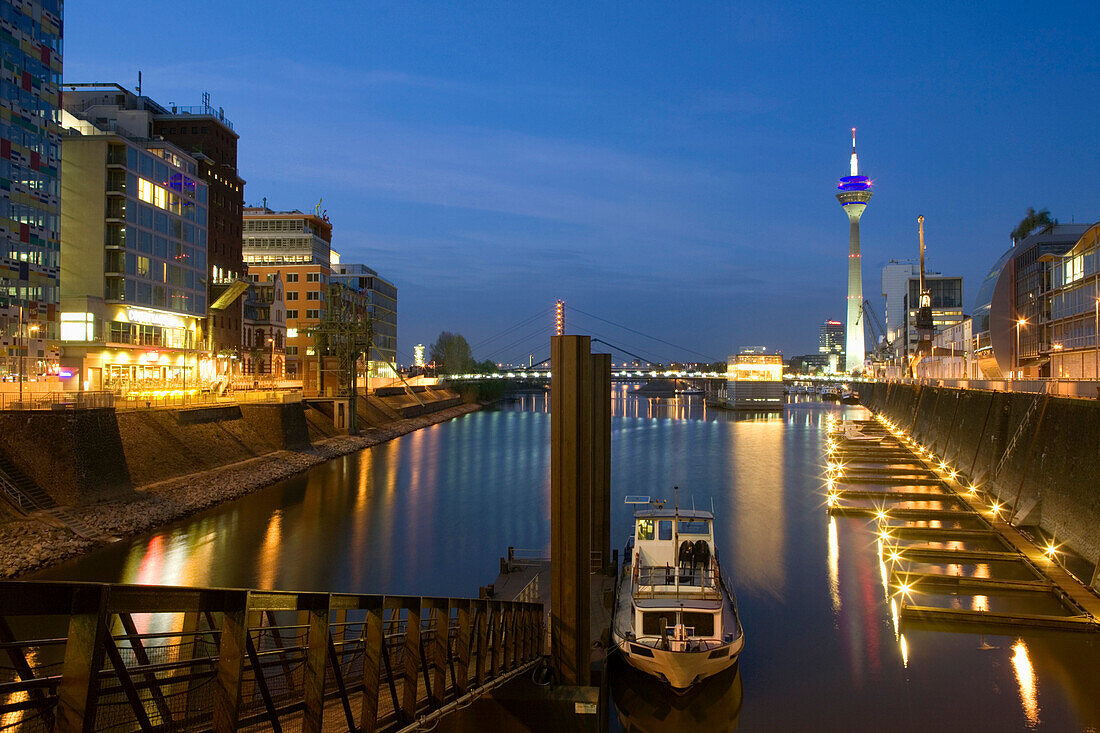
[
  {"xmin": 0, "ymin": 449, "xmax": 55, "ymax": 514},
  {"xmin": 991, "ymin": 393, "xmax": 1044, "ymax": 482},
  {"xmin": 0, "ymin": 449, "xmax": 115, "ymax": 542}
]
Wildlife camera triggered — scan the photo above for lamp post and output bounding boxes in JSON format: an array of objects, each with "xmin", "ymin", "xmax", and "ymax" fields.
[
  {"xmin": 1015, "ymin": 318, "xmax": 1027, "ymax": 386},
  {"xmin": 1095, "ymin": 297, "xmax": 1099, "ymax": 382},
  {"xmin": 267, "ymin": 337, "xmax": 275, "ymax": 380}
]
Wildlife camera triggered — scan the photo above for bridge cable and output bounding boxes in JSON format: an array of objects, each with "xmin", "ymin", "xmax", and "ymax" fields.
[
  {"xmin": 480, "ymin": 325, "xmax": 554, "ymax": 364},
  {"xmin": 470, "ymin": 310, "xmax": 549, "ymax": 350},
  {"xmin": 567, "ymin": 306, "xmax": 721, "ymax": 363},
  {"xmin": 590, "ymin": 337, "xmax": 659, "ymax": 366}
]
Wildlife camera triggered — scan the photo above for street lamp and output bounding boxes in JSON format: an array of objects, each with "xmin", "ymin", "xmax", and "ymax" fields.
[
  {"xmin": 1015, "ymin": 317, "xmax": 1027, "ymax": 385},
  {"xmin": 1095, "ymin": 297, "xmax": 1099, "ymax": 382},
  {"xmin": 267, "ymin": 337, "xmax": 275, "ymax": 379},
  {"xmin": 21, "ymin": 321, "xmax": 38, "ymax": 403}
]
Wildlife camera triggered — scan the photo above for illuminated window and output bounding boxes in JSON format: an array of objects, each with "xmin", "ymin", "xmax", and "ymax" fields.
[
  {"xmin": 137, "ymin": 178, "xmax": 153, "ymax": 204},
  {"xmin": 137, "ymin": 256, "xmax": 150, "ymax": 277}
]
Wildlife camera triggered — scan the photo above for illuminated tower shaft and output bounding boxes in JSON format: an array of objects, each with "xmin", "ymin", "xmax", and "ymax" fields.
[{"xmin": 836, "ymin": 128, "xmax": 872, "ymax": 373}]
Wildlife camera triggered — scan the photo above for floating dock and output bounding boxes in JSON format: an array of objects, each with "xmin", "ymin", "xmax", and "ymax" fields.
[{"xmin": 825, "ymin": 417, "xmax": 1100, "ymax": 632}]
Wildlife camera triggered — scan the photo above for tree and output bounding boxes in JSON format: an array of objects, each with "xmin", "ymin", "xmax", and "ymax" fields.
[
  {"xmin": 429, "ymin": 331, "xmax": 475, "ymax": 374},
  {"xmin": 1011, "ymin": 208, "xmax": 1056, "ymax": 243}
]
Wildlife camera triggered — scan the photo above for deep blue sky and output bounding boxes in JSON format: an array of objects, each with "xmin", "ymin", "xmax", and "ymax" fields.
[{"xmin": 65, "ymin": 2, "xmax": 1100, "ymax": 365}]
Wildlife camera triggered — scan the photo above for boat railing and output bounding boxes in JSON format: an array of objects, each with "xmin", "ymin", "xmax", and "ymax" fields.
[{"xmin": 633, "ymin": 564, "xmax": 722, "ymax": 600}]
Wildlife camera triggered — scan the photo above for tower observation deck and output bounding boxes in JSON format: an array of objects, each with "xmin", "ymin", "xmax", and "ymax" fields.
[{"xmin": 836, "ymin": 128, "xmax": 872, "ymax": 373}]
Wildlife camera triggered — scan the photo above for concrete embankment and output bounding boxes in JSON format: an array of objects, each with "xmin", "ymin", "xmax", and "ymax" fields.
[
  {"xmin": 861, "ymin": 382, "xmax": 1100, "ymax": 571},
  {"xmin": 0, "ymin": 390, "xmax": 477, "ymax": 578}
]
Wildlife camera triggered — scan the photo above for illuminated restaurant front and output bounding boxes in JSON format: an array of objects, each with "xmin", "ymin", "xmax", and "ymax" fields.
[{"xmin": 60, "ymin": 304, "xmax": 211, "ymax": 392}]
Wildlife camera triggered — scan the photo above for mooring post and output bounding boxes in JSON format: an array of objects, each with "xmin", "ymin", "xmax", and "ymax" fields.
[
  {"xmin": 551, "ymin": 335, "xmax": 592, "ymax": 686},
  {"xmin": 591, "ymin": 353, "xmax": 612, "ymax": 573}
]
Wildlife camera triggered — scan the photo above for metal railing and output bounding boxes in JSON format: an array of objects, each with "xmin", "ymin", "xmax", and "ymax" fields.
[
  {"xmin": 114, "ymin": 390, "xmax": 301, "ymax": 410},
  {"xmin": 0, "ymin": 581, "xmax": 542, "ymax": 732},
  {"xmin": 0, "ymin": 391, "xmax": 115, "ymax": 411},
  {"xmin": 884, "ymin": 377, "xmax": 1100, "ymax": 399},
  {"xmin": 633, "ymin": 564, "xmax": 722, "ymax": 600}
]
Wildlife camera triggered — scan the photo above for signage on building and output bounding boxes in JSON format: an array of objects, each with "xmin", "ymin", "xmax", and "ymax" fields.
[{"xmin": 125, "ymin": 307, "xmax": 186, "ymax": 329}]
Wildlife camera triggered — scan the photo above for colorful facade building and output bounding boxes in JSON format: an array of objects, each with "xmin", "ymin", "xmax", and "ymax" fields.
[{"xmin": 0, "ymin": 0, "xmax": 62, "ymax": 381}]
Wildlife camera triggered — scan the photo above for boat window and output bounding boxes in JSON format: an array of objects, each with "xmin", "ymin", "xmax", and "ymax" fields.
[
  {"xmin": 641, "ymin": 611, "xmax": 678, "ymax": 636},
  {"xmin": 682, "ymin": 612, "xmax": 715, "ymax": 636},
  {"xmin": 658, "ymin": 520, "xmax": 672, "ymax": 540},
  {"xmin": 637, "ymin": 519, "xmax": 655, "ymax": 541},
  {"xmin": 678, "ymin": 520, "xmax": 710, "ymax": 535}
]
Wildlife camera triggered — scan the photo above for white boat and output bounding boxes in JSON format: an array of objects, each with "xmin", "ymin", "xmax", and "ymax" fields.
[
  {"xmin": 820, "ymin": 386, "xmax": 840, "ymax": 401},
  {"xmin": 613, "ymin": 497, "xmax": 744, "ymax": 691}
]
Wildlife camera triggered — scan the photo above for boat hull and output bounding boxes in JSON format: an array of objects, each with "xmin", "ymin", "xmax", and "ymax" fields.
[{"xmin": 615, "ymin": 632, "xmax": 743, "ymax": 690}]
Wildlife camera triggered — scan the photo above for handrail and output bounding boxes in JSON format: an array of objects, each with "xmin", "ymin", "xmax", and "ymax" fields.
[{"xmin": 0, "ymin": 580, "xmax": 543, "ymax": 732}]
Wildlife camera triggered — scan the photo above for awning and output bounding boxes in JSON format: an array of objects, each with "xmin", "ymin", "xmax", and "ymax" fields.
[{"xmin": 209, "ymin": 280, "xmax": 251, "ymax": 311}]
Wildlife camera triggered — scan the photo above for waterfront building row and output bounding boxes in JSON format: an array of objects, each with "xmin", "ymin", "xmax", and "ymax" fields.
[
  {"xmin": 914, "ymin": 222, "xmax": 1100, "ymax": 382},
  {"xmin": 0, "ymin": 42, "xmax": 400, "ymax": 391}
]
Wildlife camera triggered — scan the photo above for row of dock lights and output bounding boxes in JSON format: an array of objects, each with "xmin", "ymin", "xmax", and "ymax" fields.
[
  {"xmin": 870, "ymin": 413, "xmax": 1065, "ymax": 571},
  {"xmin": 824, "ymin": 414, "xmax": 914, "ymax": 665}
]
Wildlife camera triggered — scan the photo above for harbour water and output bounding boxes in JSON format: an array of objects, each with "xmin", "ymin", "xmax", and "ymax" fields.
[{"xmin": 37, "ymin": 388, "xmax": 1100, "ymax": 731}]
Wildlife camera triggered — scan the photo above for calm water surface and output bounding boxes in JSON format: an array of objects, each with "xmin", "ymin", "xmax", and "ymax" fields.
[{"xmin": 37, "ymin": 389, "xmax": 1100, "ymax": 731}]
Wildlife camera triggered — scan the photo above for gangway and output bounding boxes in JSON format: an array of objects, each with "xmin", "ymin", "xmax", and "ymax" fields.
[{"xmin": 0, "ymin": 580, "xmax": 541, "ymax": 732}]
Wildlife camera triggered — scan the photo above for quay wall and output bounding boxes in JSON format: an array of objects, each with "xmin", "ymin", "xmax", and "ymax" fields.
[
  {"xmin": 862, "ymin": 383, "xmax": 1100, "ymax": 567},
  {"xmin": 0, "ymin": 388, "xmax": 469, "ymax": 507},
  {"xmin": 0, "ymin": 408, "xmax": 133, "ymax": 505}
]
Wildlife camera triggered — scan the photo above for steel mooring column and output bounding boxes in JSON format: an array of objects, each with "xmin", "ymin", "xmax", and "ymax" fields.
[
  {"xmin": 591, "ymin": 353, "xmax": 612, "ymax": 573},
  {"xmin": 551, "ymin": 335, "xmax": 592, "ymax": 686}
]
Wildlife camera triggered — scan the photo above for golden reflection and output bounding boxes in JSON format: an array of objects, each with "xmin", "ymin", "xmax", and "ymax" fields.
[
  {"xmin": 731, "ymin": 420, "xmax": 785, "ymax": 597},
  {"xmin": 1011, "ymin": 640, "xmax": 1040, "ymax": 726},
  {"xmin": 973, "ymin": 595, "xmax": 989, "ymax": 612},
  {"xmin": 0, "ymin": 646, "xmax": 36, "ymax": 727},
  {"xmin": 899, "ymin": 633, "xmax": 909, "ymax": 668},
  {"xmin": 257, "ymin": 510, "xmax": 282, "ymax": 589},
  {"xmin": 828, "ymin": 516, "xmax": 841, "ymax": 611}
]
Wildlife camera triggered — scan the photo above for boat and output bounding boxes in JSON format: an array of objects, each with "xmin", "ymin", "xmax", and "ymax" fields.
[
  {"xmin": 839, "ymin": 390, "xmax": 860, "ymax": 404},
  {"xmin": 613, "ymin": 495, "xmax": 744, "ymax": 691},
  {"xmin": 820, "ymin": 386, "xmax": 840, "ymax": 401}
]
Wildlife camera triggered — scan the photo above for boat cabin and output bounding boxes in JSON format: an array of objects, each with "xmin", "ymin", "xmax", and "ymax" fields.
[
  {"xmin": 629, "ymin": 507, "xmax": 725, "ymax": 648},
  {"xmin": 633, "ymin": 507, "xmax": 714, "ymax": 578}
]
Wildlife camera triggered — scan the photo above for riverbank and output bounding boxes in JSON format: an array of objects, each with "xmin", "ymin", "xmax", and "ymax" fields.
[{"xmin": 0, "ymin": 401, "xmax": 480, "ymax": 578}]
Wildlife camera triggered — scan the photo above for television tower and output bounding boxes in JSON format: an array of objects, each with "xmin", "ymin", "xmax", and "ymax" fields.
[{"xmin": 836, "ymin": 128, "xmax": 873, "ymax": 373}]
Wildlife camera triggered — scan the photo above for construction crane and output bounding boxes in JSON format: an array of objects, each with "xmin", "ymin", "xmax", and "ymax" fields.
[{"xmin": 856, "ymin": 299, "xmax": 894, "ymax": 360}]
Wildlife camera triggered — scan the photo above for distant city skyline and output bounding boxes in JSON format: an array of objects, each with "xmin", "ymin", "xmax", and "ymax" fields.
[{"xmin": 64, "ymin": 2, "xmax": 1100, "ymax": 363}]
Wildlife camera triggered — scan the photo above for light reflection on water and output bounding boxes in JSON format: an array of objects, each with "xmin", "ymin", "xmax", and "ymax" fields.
[{"xmin": 33, "ymin": 388, "xmax": 1100, "ymax": 731}]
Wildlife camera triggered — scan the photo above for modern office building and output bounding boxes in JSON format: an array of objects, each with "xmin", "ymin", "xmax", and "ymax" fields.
[
  {"xmin": 1044, "ymin": 223, "xmax": 1100, "ymax": 380},
  {"xmin": 0, "ymin": 0, "xmax": 63, "ymax": 380},
  {"xmin": 881, "ymin": 260, "xmax": 921, "ymax": 341},
  {"xmin": 331, "ymin": 261, "xmax": 397, "ymax": 376},
  {"xmin": 836, "ymin": 129, "xmax": 872, "ymax": 373},
  {"xmin": 972, "ymin": 224, "xmax": 1089, "ymax": 379},
  {"xmin": 901, "ymin": 275, "xmax": 965, "ymax": 351},
  {"xmin": 61, "ymin": 84, "xmax": 248, "ymax": 364},
  {"xmin": 243, "ymin": 206, "xmax": 331, "ymax": 376},
  {"xmin": 59, "ymin": 110, "xmax": 209, "ymax": 391},
  {"xmin": 818, "ymin": 320, "xmax": 844, "ymax": 373}
]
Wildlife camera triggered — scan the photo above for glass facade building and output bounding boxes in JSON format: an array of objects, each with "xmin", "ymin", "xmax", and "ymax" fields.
[
  {"xmin": 60, "ymin": 114, "xmax": 209, "ymax": 390},
  {"xmin": 0, "ymin": 0, "xmax": 62, "ymax": 377}
]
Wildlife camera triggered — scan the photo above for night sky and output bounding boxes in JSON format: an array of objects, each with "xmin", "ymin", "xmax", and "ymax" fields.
[{"xmin": 65, "ymin": 2, "xmax": 1100, "ymax": 365}]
